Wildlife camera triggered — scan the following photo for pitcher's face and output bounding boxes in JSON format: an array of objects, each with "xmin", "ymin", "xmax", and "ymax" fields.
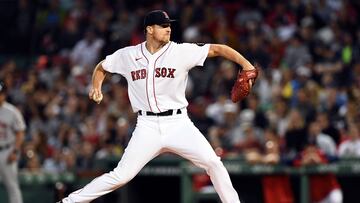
[{"xmin": 148, "ymin": 23, "xmax": 171, "ymax": 43}]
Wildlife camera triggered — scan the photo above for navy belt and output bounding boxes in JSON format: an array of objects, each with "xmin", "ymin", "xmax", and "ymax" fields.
[
  {"xmin": 138, "ymin": 109, "xmax": 182, "ymax": 116},
  {"xmin": 0, "ymin": 144, "xmax": 11, "ymax": 151}
]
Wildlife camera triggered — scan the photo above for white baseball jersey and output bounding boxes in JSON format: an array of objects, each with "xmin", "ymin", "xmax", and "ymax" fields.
[
  {"xmin": 0, "ymin": 102, "xmax": 26, "ymax": 145},
  {"xmin": 102, "ymin": 41, "xmax": 210, "ymax": 113}
]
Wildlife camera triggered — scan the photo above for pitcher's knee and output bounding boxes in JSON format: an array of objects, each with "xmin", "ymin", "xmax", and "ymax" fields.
[{"xmin": 111, "ymin": 168, "xmax": 134, "ymax": 186}]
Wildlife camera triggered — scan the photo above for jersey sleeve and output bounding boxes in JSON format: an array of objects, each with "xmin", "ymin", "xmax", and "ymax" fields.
[
  {"xmin": 12, "ymin": 108, "xmax": 26, "ymax": 132},
  {"xmin": 178, "ymin": 43, "xmax": 210, "ymax": 69},
  {"xmin": 102, "ymin": 48, "xmax": 127, "ymax": 75}
]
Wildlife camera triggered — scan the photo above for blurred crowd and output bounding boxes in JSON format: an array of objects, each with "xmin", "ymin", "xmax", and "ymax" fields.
[{"xmin": 0, "ymin": 0, "xmax": 359, "ymax": 181}]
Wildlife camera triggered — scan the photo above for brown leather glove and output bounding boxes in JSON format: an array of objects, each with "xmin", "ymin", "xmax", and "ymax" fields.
[{"xmin": 231, "ymin": 68, "xmax": 259, "ymax": 102}]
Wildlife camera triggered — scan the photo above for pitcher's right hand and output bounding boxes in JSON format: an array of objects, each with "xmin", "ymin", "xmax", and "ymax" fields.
[{"xmin": 89, "ymin": 88, "xmax": 103, "ymax": 104}]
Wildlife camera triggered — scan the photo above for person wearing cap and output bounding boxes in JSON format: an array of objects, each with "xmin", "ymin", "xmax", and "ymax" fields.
[
  {"xmin": 59, "ymin": 10, "xmax": 256, "ymax": 203},
  {"xmin": 0, "ymin": 81, "xmax": 26, "ymax": 203}
]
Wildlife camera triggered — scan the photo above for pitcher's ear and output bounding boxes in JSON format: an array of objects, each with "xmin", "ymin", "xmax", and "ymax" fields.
[{"xmin": 147, "ymin": 25, "xmax": 156, "ymax": 34}]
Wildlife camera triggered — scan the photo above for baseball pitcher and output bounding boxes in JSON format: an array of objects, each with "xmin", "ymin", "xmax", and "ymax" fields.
[{"xmin": 59, "ymin": 10, "xmax": 257, "ymax": 203}]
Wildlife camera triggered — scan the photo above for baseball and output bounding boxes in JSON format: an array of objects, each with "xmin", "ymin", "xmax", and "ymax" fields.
[{"xmin": 93, "ymin": 93, "xmax": 103, "ymax": 103}]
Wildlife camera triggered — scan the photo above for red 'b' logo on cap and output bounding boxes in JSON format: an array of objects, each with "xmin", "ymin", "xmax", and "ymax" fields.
[{"xmin": 162, "ymin": 11, "xmax": 169, "ymax": 19}]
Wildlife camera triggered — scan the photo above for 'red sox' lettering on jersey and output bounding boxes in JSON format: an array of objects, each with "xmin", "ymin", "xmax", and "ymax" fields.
[
  {"xmin": 154, "ymin": 67, "xmax": 175, "ymax": 78},
  {"xmin": 131, "ymin": 67, "xmax": 176, "ymax": 81},
  {"xmin": 131, "ymin": 69, "xmax": 147, "ymax": 81}
]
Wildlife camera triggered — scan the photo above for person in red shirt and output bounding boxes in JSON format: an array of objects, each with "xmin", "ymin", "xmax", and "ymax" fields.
[
  {"xmin": 246, "ymin": 128, "xmax": 294, "ymax": 203},
  {"xmin": 294, "ymin": 144, "xmax": 342, "ymax": 203}
]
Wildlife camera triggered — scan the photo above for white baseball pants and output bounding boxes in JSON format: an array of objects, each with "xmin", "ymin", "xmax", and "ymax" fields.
[
  {"xmin": 0, "ymin": 147, "xmax": 23, "ymax": 203},
  {"xmin": 62, "ymin": 111, "xmax": 240, "ymax": 203}
]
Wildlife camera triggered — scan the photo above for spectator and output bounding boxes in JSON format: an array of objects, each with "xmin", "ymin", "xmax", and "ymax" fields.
[
  {"xmin": 267, "ymin": 35, "xmax": 286, "ymax": 69},
  {"xmin": 206, "ymin": 95, "xmax": 229, "ymax": 125},
  {"xmin": 319, "ymin": 87, "xmax": 344, "ymax": 125},
  {"xmin": 307, "ymin": 120, "xmax": 337, "ymax": 157},
  {"xmin": 61, "ymin": 148, "xmax": 77, "ymax": 172},
  {"xmin": 209, "ymin": 60, "xmax": 237, "ymax": 98},
  {"xmin": 339, "ymin": 33, "xmax": 357, "ymax": 87},
  {"xmin": 283, "ymin": 33, "xmax": 312, "ymax": 69},
  {"xmin": 244, "ymin": 93, "xmax": 269, "ymax": 129},
  {"xmin": 253, "ymin": 68, "xmax": 274, "ymax": 106},
  {"xmin": 32, "ymin": 130, "xmax": 53, "ymax": 163},
  {"xmin": 208, "ymin": 100, "xmax": 240, "ymax": 153},
  {"xmin": 213, "ymin": 12, "xmax": 240, "ymax": 50},
  {"xmin": 233, "ymin": 109, "xmax": 263, "ymax": 153},
  {"xmin": 267, "ymin": 97, "xmax": 290, "ymax": 137},
  {"xmin": 58, "ymin": 16, "xmax": 82, "ymax": 55},
  {"xmin": 292, "ymin": 87, "xmax": 316, "ymax": 122},
  {"xmin": 316, "ymin": 112, "xmax": 341, "ymax": 145},
  {"xmin": 244, "ymin": 34, "xmax": 271, "ymax": 69},
  {"xmin": 265, "ymin": 2, "xmax": 296, "ymax": 42},
  {"xmin": 284, "ymin": 108, "xmax": 308, "ymax": 160},
  {"xmin": 107, "ymin": 10, "xmax": 138, "ymax": 52},
  {"xmin": 70, "ymin": 27, "xmax": 105, "ymax": 75},
  {"xmin": 245, "ymin": 128, "xmax": 294, "ymax": 203},
  {"xmin": 293, "ymin": 144, "xmax": 343, "ymax": 203},
  {"xmin": 313, "ymin": 43, "xmax": 343, "ymax": 86},
  {"xmin": 43, "ymin": 148, "xmax": 64, "ymax": 173},
  {"xmin": 76, "ymin": 141, "xmax": 96, "ymax": 171},
  {"xmin": 280, "ymin": 69, "xmax": 300, "ymax": 101},
  {"xmin": 24, "ymin": 153, "xmax": 42, "ymax": 173},
  {"xmin": 338, "ymin": 123, "xmax": 360, "ymax": 158},
  {"xmin": 188, "ymin": 97, "xmax": 215, "ymax": 137}
]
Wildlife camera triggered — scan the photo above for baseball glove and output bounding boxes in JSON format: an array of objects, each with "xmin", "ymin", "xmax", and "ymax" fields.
[{"xmin": 231, "ymin": 68, "xmax": 259, "ymax": 103}]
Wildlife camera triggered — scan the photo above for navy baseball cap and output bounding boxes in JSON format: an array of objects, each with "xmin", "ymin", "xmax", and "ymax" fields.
[{"xmin": 143, "ymin": 10, "xmax": 176, "ymax": 28}]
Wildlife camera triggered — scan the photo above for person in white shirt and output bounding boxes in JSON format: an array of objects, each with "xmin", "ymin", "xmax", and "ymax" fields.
[
  {"xmin": 308, "ymin": 120, "xmax": 337, "ymax": 156},
  {"xmin": 338, "ymin": 123, "xmax": 360, "ymax": 158},
  {"xmin": 70, "ymin": 28, "xmax": 105, "ymax": 73},
  {"xmin": 59, "ymin": 10, "xmax": 256, "ymax": 203}
]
